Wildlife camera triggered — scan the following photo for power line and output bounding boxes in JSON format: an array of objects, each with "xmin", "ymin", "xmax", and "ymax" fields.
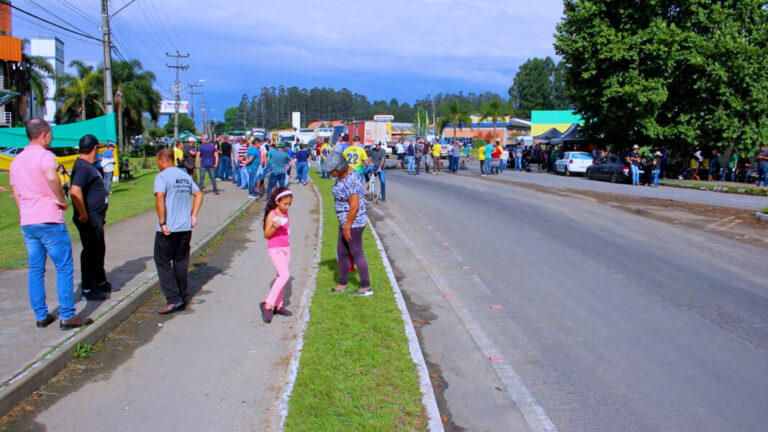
[
  {"xmin": 53, "ymin": 0, "xmax": 100, "ymax": 26},
  {"xmin": 12, "ymin": 13, "xmax": 102, "ymax": 47},
  {"xmin": 24, "ymin": 0, "xmax": 94, "ymax": 37},
  {"xmin": 8, "ymin": 2, "xmax": 102, "ymax": 42}
]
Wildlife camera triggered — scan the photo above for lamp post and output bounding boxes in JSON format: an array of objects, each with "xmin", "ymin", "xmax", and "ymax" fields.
[{"xmin": 188, "ymin": 78, "xmax": 204, "ymax": 125}]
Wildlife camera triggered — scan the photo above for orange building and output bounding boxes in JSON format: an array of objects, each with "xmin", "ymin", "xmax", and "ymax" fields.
[{"xmin": 0, "ymin": 1, "xmax": 23, "ymax": 126}]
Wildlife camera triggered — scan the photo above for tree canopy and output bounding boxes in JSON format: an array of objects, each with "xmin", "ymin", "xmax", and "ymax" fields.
[
  {"xmin": 508, "ymin": 57, "xmax": 569, "ymax": 117},
  {"xmin": 555, "ymin": 0, "xmax": 768, "ymax": 154}
]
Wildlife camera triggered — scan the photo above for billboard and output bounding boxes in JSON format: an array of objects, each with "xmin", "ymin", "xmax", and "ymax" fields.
[{"xmin": 160, "ymin": 100, "xmax": 190, "ymax": 114}]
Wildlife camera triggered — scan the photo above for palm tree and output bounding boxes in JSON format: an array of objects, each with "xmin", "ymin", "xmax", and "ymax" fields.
[
  {"xmin": 437, "ymin": 100, "xmax": 473, "ymax": 141},
  {"xmin": 56, "ymin": 60, "xmax": 102, "ymax": 122},
  {"xmin": 8, "ymin": 40, "xmax": 54, "ymax": 123},
  {"xmin": 478, "ymin": 99, "xmax": 509, "ymax": 143},
  {"xmin": 107, "ymin": 60, "xmax": 161, "ymax": 151}
]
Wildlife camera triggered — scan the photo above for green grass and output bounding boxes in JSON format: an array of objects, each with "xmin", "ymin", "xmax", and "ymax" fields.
[
  {"xmin": 0, "ymin": 169, "xmax": 158, "ymax": 270},
  {"xmin": 284, "ymin": 171, "xmax": 427, "ymax": 432},
  {"xmin": 760, "ymin": 207, "xmax": 768, "ymax": 214},
  {"xmin": 660, "ymin": 178, "xmax": 768, "ymax": 196}
]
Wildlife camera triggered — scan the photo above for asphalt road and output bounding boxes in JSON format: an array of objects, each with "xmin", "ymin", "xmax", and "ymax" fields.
[
  {"xmin": 372, "ymin": 168, "xmax": 768, "ymax": 432},
  {"xmin": 454, "ymin": 161, "xmax": 768, "ymax": 211}
]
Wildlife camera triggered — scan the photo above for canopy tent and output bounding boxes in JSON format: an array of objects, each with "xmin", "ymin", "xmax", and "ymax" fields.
[
  {"xmin": 175, "ymin": 130, "xmax": 200, "ymax": 142},
  {"xmin": 549, "ymin": 123, "xmax": 590, "ymax": 145},
  {"xmin": 0, "ymin": 113, "xmax": 116, "ymax": 148},
  {"xmin": 533, "ymin": 127, "xmax": 563, "ymax": 140}
]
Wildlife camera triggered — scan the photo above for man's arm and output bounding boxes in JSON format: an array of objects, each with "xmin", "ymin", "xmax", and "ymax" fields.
[
  {"xmin": 214, "ymin": 150, "xmax": 219, "ymax": 168},
  {"xmin": 43, "ymin": 164, "xmax": 67, "ymax": 210},
  {"xmin": 155, "ymin": 192, "xmax": 170, "ymax": 235},
  {"xmin": 70, "ymin": 185, "xmax": 89, "ymax": 223},
  {"xmin": 190, "ymin": 189, "xmax": 203, "ymax": 228},
  {"xmin": 343, "ymin": 194, "xmax": 360, "ymax": 241}
]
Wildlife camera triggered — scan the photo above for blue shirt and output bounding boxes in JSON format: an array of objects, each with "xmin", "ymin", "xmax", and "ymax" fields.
[
  {"xmin": 246, "ymin": 146, "xmax": 260, "ymax": 168},
  {"xmin": 154, "ymin": 166, "xmax": 200, "ymax": 233},
  {"xmin": 295, "ymin": 149, "xmax": 310, "ymax": 163},
  {"xmin": 269, "ymin": 149, "xmax": 292, "ymax": 175}
]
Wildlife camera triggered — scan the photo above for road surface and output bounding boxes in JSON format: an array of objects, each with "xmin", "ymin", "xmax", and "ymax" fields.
[{"xmin": 372, "ymin": 168, "xmax": 768, "ymax": 431}]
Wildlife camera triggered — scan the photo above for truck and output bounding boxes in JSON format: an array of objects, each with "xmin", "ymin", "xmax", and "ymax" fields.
[{"xmin": 347, "ymin": 121, "xmax": 390, "ymax": 146}]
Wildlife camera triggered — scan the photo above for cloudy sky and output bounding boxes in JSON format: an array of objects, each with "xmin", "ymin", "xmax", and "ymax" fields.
[{"xmin": 12, "ymin": 0, "xmax": 565, "ymax": 125}]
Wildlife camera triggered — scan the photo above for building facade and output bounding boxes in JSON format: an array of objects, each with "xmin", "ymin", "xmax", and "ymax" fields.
[
  {"xmin": 0, "ymin": 1, "xmax": 22, "ymax": 127},
  {"xmin": 29, "ymin": 37, "xmax": 64, "ymax": 123}
]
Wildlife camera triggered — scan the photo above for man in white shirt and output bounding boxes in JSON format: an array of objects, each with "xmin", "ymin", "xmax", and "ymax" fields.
[{"xmin": 395, "ymin": 140, "xmax": 405, "ymax": 168}]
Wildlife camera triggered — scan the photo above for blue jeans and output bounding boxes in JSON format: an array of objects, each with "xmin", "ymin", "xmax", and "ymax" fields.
[
  {"xmin": 756, "ymin": 166, "xmax": 767, "ymax": 187},
  {"xmin": 630, "ymin": 164, "xmax": 639, "ymax": 185},
  {"xmin": 21, "ymin": 223, "xmax": 76, "ymax": 321},
  {"xmin": 407, "ymin": 156, "xmax": 415, "ymax": 172},
  {"xmin": 499, "ymin": 158, "xmax": 507, "ymax": 173},
  {"xmin": 449, "ymin": 156, "xmax": 459, "ymax": 172},
  {"xmin": 296, "ymin": 161, "xmax": 309, "ymax": 183},
  {"xmin": 247, "ymin": 165, "xmax": 262, "ymax": 196},
  {"xmin": 237, "ymin": 166, "xmax": 249, "ymax": 189},
  {"xmin": 483, "ymin": 159, "xmax": 491, "ymax": 174},
  {"xmin": 218, "ymin": 156, "xmax": 232, "ymax": 180},
  {"xmin": 377, "ymin": 169, "xmax": 386, "ymax": 200},
  {"xmin": 266, "ymin": 172, "xmax": 286, "ymax": 198},
  {"xmin": 199, "ymin": 166, "xmax": 218, "ymax": 192},
  {"xmin": 514, "ymin": 157, "xmax": 522, "ymax": 170},
  {"xmin": 652, "ymin": 169, "xmax": 660, "ymax": 186}
]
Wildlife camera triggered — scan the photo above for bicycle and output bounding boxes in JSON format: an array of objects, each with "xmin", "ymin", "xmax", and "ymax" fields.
[{"xmin": 363, "ymin": 170, "xmax": 381, "ymax": 204}]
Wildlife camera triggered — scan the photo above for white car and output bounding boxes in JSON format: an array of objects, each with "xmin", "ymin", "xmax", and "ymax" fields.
[
  {"xmin": 0, "ymin": 147, "xmax": 23, "ymax": 157},
  {"xmin": 555, "ymin": 151, "xmax": 593, "ymax": 176}
]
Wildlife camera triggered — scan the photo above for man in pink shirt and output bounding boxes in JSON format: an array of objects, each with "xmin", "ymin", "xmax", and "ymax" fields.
[{"xmin": 9, "ymin": 119, "xmax": 93, "ymax": 330}]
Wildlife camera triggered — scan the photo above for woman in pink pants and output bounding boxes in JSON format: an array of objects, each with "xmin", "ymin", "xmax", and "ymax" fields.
[{"xmin": 260, "ymin": 186, "xmax": 293, "ymax": 324}]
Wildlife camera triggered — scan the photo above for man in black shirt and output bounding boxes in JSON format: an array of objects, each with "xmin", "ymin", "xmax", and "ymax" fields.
[
  {"xmin": 369, "ymin": 142, "xmax": 388, "ymax": 201},
  {"xmin": 70, "ymin": 134, "xmax": 111, "ymax": 300},
  {"xmin": 218, "ymin": 136, "xmax": 233, "ymax": 181}
]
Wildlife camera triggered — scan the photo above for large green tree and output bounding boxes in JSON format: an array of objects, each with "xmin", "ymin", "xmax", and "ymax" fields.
[
  {"xmin": 56, "ymin": 60, "xmax": 102, "ymax": 122},
  {"xmin": 109, "ymin": 60, "xmax": 161, "ymax": 151},
  {"xmin": 508, "ymin": 57, "xmax": 569, "ymax": 117},
  {"xmin": 437, "ymin": 100, "xmax": 473, "ymax": 140},
  {"xmin": 555, "ymin": 0, "xmax": 768, "ymax": 154},
  {"xmin": 163, "ymin": 113, "xmax": 197, "ymax": 136},
  {"xmin": 478, "ymin": 99, "xmax": 510, "ymax": 141}
]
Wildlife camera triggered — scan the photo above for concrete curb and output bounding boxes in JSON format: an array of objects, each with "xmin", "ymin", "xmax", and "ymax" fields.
[
  {"xmin": 755, "ymin": 212, "xmax": 768, "ymax": 223},
  {"xmin": 660, "ymin": 181, "xmax": 766, "ymax": 197},
  {"xmin": 368, "ymin": 220, "xmax": 445, "ymax": 432},
  {"xmin": 276, "ymin": 181, "xmax": 323, "ymax": 430},
  {"xmin": 0, "ymin": 198, "xmax": 255, "ymax": 418}
]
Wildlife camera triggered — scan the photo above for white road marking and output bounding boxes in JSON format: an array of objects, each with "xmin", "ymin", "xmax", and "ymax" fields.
[{"xmin": 383, "ymin": 217, "xmax": 559, "ymax": 432}]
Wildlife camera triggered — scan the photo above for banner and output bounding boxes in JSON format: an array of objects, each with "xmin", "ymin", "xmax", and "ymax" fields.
[{"xmin": 0, "ymin": 113, "xmax": 117, "ymax": 149}]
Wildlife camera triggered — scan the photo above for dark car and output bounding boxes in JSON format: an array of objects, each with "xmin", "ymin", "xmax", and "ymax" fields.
[{"xmin": 586, "ymin": 155, "xmax": 637, "ymax": 183}]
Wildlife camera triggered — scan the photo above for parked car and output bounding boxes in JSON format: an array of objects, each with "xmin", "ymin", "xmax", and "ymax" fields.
[
  {"xmin": 555, "ymin": 151, "xmax": 593, "ymax": 176},
  {"xmin": 585, "ymin": 155, "xmax": 638, "ymax": 183},
  {"xmin": 0, "ymin": 147, "xmax": 23, "ymax": 157}
]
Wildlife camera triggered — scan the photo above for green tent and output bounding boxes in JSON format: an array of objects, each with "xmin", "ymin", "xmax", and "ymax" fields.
[
  {"xmin": 176, "ymin": 130, "xmax": 200, "ymax": 142},
  {"xmin": 0, "ymin": 113, "xmax": 117, "ymax": 148}
]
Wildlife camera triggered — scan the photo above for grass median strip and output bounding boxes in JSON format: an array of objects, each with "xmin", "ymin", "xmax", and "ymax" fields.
[
  {"xmin": 284, "ymin": 171, "xmax": 427, "ymax": 432},
  {"xmin": 660, "ymin": 178, "xmax": 768, "ymax": 196},
  {"xmin": 0, "ymin": 169, "xmax": 157, "ymax": 270}
]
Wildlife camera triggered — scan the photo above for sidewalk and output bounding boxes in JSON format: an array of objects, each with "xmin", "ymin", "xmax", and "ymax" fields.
[
  {"xmin": 0, "ymin": 185, "xmax": 254, "ymax": 416},
  {"xmin": 1, "ymin": 182, "xmax": 319, "ymax": 430}
]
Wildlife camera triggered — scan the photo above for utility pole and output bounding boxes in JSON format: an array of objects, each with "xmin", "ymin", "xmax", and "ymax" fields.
[
  {"xmin": 188, "ymin": 81, "xmax": 204, "ymax": 124},
  {"xmin": 101, "ymin": 0, "xmax": 113, "ymax": 114},
  {"xmin": 166, "ymin": 51, "xmax": 189, "ymax": 141},
  {"xmin": 199, "ymin": 101, "xmax": 208, "ymax": 137}
]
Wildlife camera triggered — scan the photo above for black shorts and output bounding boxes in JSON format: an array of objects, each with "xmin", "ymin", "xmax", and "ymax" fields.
[{"xmin": 397, "ymin": 153, "xmax": 405, "ymax": 161}]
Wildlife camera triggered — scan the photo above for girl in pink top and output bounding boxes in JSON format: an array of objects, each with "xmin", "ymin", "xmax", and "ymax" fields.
[{"xmin": 260, "ymin": 186, "xmax": 293, "ymax": 324}]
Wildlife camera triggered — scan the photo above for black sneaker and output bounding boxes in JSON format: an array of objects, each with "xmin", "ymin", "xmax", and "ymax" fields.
[
  {"xmin": 82, "ymin": 289, "xmax": 108, "ymax": 301},
  {"xmin": 97, "ymin": 281, "xmax": 119, "ymax": 292}
]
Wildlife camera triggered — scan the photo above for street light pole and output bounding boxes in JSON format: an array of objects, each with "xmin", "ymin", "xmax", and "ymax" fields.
[
  {"xmin": 166, "ymin": 51, "xmax": 189, "ymax": 142},
  {"xmin": 188, "ymin": 79, "xmax": 204, "ymax": 124}
]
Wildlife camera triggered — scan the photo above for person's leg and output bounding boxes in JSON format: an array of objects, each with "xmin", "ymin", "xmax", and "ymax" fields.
[
  {"xmin": 415, "ymin": 156, "xmax": 421, "ymax": 174},
  {"xmin": 44, "ymin": 224, "xmax": 76, "ymax": 320},
  {"xmin": 21, "ymin": 225, "xmax": 51, "ymax": 321},
  {"xmin": 74, "ymin": 218, "xmax": 96, "ymax": 291},
  {"xmin": 103, "ymin": 173, "xmax": 112, "ymax": 193},
  {"xmin": 209, "ymin": 167, "xmax": 218, "ymax": 192},
  {"xmin": 756, "ymin": 166, "xmax": 766, "ymax": 187},
  {"xmin": 198, "ymin": 166, "xmax": 208, "ymax": 191},
  {"xmin": 265, "ymin": 247, "xmax": 291, "ymax": 308},
  {"xmin": 349, "ymin": 227, "xmax": 370, "ymax": 289},
  {"xmin": 378, "ymin": 169, "xmax": 386, "ymax": 201},
  {"xmin": 87, "ymin": 213, "xmax": 107, "ymax": 286},
  {"xmin": 653, "ymin": 170, "xmax": 659, "ymax": 187},
  {"xmin": 248, "ymin": 166, "xmax": 258, "ymax": 196},
  {"xmin": 172, "ymin": 231, "xmax": 192, "ymax": 303},
  {"xmin": 154, "ymin": 232, "xmax": 182, "ymax": 304},
  {"xmin": 241, "ymin": 166, "xmax": 250, "ymax": 189},
  {"xmin": 336, "ymin": 229, "xmax": 351, "ymax": 286},
  {"xmin": 265, "ymin": 173, "xmax": 278, "ymax": 198}
]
